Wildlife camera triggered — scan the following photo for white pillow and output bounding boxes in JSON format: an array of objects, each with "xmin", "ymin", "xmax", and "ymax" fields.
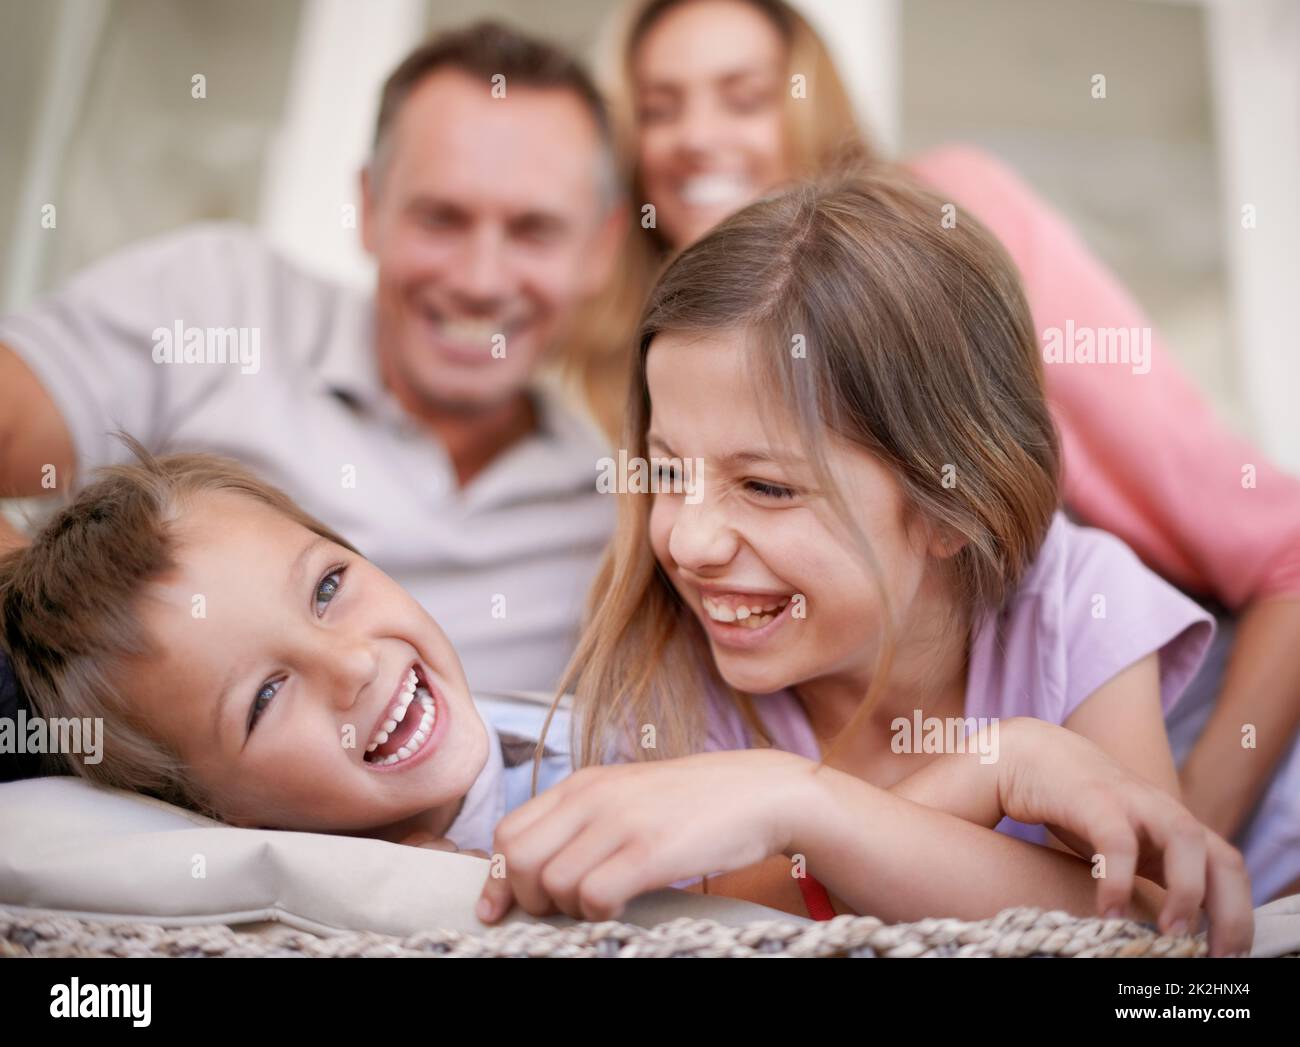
[{"xmin": 0, "ymin": 775, "xmax": 802, "ymax": 936}]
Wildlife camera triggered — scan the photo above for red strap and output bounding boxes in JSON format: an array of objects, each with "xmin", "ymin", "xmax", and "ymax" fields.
[{"xmin": 796, "ymin": 872, "xmax": 836, "ymax": 921}]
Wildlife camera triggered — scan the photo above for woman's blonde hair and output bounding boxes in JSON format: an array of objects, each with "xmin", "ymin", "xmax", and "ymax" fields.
[
  {"xmin": 0, "ymin": 440, "xmax": 358, "ymax": 818},
  {"xmin": 551, "ymin": 169, "xmax": 1060, "ymax": 772},
  {"xmin": 564, "ymin": 0, "xmax": 873, "ymax": 439}
]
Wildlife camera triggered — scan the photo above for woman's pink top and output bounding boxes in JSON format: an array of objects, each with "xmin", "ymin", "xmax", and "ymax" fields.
[{"xmin": 906, "ymin": 145, "xmax": 1300, "ymax": 609}]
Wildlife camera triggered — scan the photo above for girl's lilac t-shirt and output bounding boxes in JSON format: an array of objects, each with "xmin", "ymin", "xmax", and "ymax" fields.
[{"xmin": 705, "ymin": 513, "xmax": 1215, "ymax": 844}]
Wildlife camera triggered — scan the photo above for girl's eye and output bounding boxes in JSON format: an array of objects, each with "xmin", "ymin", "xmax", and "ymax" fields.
[
  {"xmin": 248, "ymin": 679, "xmax": 281, "ymax": 736},
  {"xmin": 314, "ymin": 567, "xmax": 346, "ymax": 616},
  {"xmin": 654, "ymin": 462, "xmax": 680, "ymax": 486},
  {"xmin": 745, "ymin": 479, "xmax": 796, "ymax": 500}
]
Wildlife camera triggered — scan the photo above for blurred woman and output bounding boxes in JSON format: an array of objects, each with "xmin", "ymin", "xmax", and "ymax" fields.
[{"xmin": 568, "ymin": 0, "xmax": 1300, "ymax": 880}]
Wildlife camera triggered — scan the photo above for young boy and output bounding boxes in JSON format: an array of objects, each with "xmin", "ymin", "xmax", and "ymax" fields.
[{"xmin": 0, "ymin": 444, "xmax": 570, "ymax": 850}]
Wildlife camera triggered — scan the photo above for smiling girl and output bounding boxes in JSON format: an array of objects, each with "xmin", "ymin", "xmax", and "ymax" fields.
[
  {"xmin": 566, "ymin": 0, "xmax": 1300, "ymax": 865},
  {"xmin": 477, "ymin": 169, "xmax": 1259, "ymax": 955}
]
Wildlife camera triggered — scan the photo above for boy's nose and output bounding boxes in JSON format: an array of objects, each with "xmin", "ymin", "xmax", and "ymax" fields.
[{"xmin": 322, "ymin": 639, "xmax": 381, "ymax": 711}]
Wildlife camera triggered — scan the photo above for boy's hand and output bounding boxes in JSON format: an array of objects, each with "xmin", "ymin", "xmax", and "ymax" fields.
[
  {"xmin": 475, "ymin": 750, "xmax": 817, "ymax": 924},
  {"xmin": 399, "ymin": 831, "xmax": 489, "ymax": 859}
]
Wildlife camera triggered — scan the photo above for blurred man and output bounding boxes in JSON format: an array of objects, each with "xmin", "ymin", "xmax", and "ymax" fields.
[{"xmin": 0, "ymin": 22, "xmax": 623, "ymax": 692}]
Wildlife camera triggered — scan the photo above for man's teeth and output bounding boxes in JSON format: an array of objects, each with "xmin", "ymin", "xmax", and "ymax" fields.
[
  {"xmin": 433, "ymin": 317, "xmax": 503, "ymax": 345},
  {"xmin": 679, "ymin": 174, "xmax": 753, "ymax": 208},
  {"xmin": 365, "ymin": 668, "xmax": 437, "ymax": 765},
  {"xmin": 701, "ymin": 595, "xmax": 789, "ymax": 629}
]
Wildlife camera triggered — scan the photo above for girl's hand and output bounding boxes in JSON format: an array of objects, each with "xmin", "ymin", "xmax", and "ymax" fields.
[
  {"xmin": 475, "ymin": 750, "xmax": 817, "ymax": 924},
  {"xmin": 997, "ymin": 718, "xmax": 1254, "ymax": 955}
]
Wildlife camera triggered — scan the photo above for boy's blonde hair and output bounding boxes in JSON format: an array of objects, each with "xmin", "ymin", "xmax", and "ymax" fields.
[
  {"xmin": 554, "ymin": 169, "xmax": 1061, "ymax": 771},
  {"xmin": 0, "ymin": 440, "xmax": 357, "ymax": 817}
]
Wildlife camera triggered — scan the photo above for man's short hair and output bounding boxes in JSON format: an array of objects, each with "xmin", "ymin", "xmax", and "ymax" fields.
[{"xmin": 371, "ymin": 20, "xmax": 618, "ymax": 206}]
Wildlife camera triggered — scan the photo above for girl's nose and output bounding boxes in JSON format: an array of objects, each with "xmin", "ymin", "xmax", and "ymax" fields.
[{"xmin": 667, "ymin": 498, "xmax": 739, "ymax": 573}]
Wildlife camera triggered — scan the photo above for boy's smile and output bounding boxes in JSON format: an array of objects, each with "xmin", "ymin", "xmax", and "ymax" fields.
[{"xmin": 126, "ymin": 491, "xmax": 488, "ymax": 838}]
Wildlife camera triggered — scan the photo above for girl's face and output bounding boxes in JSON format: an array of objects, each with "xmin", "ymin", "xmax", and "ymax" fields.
[
  {"xmin": 634, "ymin": 0, "xmax": 792, "ymax": 250},
  {"xmin": 646, "ymin": 330, "xmax": 951, "ymax": 698},
  {"xmin": 129, "ymin": 491, "xmax": 488, "ymax": 836}
]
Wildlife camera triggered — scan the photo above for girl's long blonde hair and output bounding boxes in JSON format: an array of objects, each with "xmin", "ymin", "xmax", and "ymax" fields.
[
  {"xmin": 564, "ymin": 0, "xmax": 872, "ymax": 440},
  {"xmin": 550, "ymin": 168, "xmax": 1061, "ymax": 773}
]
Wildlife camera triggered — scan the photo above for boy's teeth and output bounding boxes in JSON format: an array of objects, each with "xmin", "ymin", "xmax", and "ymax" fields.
[{"xmin": 366, "ymin": 688, "xmax": 437, "ymax": 765}]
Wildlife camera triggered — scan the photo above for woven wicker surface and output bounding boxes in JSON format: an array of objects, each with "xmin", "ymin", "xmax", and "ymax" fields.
[{"xmin": 1, "ymin": 906, "xmax": 1216, "ymax": 958}]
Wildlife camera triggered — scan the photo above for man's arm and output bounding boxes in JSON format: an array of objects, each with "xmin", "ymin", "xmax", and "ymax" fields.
[{"xmin": 0, "ymin": 342, "xmax": 76, "ymax": 502}]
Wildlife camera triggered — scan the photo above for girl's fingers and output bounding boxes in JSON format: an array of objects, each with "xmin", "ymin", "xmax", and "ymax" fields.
[
  {"xmin": 476, "ymin": 869, "xmax": 518, "ymax": 925},
  {"xmin": 531, "ymin": 821, "xmax": 630, "ymax": 920},
  {"xmin": 490, "ymin": 788, "xmax": 610, "ymax": 917},
  {"xmin": 1143, "ymin": 812, "xmax": 1207, "ymax": 937},
  {"xmin": 488, "ymin": 771, "xmax": 586, "ymax": 851},
  {"xmin": 1087, "ymin": 806, "xmax": 1139, "ymax": 918},
  {"xmin": 570, "ymin": 840, "xmax": 664, "ymax": 923},
  {"xmin": 1202, "ymin": 838, "xmax": 1254, "ymax": 958}
]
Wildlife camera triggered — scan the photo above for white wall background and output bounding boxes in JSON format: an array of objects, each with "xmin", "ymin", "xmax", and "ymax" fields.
[{"xmin": 2, "ymin": 0, "xmax": 1297, "ymax": 467}]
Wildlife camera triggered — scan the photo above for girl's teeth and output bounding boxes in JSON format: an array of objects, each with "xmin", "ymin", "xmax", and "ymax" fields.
[{"xmin": 702, "ymin": 596, "xmax": 788, "ymax": 626}]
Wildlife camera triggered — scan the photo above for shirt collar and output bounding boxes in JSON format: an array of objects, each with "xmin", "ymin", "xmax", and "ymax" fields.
[{"xmin": 442, "ymin": 717, "xmax": 506, "ymax": 854}]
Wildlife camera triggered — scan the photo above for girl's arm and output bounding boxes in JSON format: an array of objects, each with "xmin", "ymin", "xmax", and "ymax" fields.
[
  {"xmin": 698, "ymin": 702, "xmax": 1168, "ymax": 923},
  {"xmin": 910, "ymin": 145, "xmax": 1300, "ymax": 840},
  {"xmin": 1058, "ymin": 654, "xmax": 1178, "ymax": 794},
  {"xmin": 476, "ymin": 738, "xmax": 1253, "ymax": 955}
]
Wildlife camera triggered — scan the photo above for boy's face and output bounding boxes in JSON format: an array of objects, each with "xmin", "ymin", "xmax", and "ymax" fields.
[{"xmin": 128, "ymin": 491, "xmax": 488, "ymax": 837}]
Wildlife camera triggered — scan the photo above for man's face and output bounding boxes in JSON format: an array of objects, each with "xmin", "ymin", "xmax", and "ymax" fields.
[{"xmin": 362, "ymin": 68, "xmax": 620, "ymax": 412}]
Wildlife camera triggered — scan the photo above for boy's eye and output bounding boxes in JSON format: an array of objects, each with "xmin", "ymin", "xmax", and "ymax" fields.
[
  {"xmin": 745, "ymin": 479, "xmax": 796, "ymax": 500},
  {"xmin": 248, "ymin": 679, "xmax": 281, "ymax": 735},
  {"xmin": 314, "ymin": 567, "xmax": 346, "ymax": 616}
]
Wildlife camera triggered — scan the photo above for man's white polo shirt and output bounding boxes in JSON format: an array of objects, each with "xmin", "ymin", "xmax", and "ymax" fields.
[{"xmin": 0, "ymin": 223, "xmax": 615, "ymax": 693}]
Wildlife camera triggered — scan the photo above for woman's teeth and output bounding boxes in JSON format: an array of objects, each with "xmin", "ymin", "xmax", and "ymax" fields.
[
  {"xmin": 701, "ymin": 595, "xmax": 789, "ymax": 629},
  {"xmin": 679, "ymin": 173, "xmax": 753, "ymax": 209},
  {"xmin": 365, "ymin": 668, "xmax": 437, "ymax": 766}
]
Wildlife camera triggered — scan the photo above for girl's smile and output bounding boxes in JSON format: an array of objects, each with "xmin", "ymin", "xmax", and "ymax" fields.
[
  {"xmin": 645, "ymin": 327, "xmax": 970, "ymax": 718},
  {"xmin": 694, "ymin": 586, "xmax": 797, "ymax": 650}
]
